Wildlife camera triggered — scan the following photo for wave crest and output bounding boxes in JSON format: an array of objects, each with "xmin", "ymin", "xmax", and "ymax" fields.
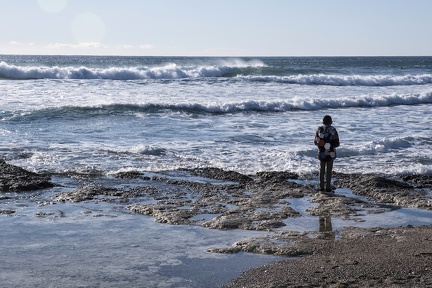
[
  {"xmin": 0, "ymin": 61, "xmax": 261, "ymax": 80},
  {"xmin": 241, "ymin": 74, "xmax": 432, "ymax": 86},
  {"xmin": 3, "ymin": 91, "xmax": 431, "ymax": 121},
  {"xmin": 1, "ymin": 61, "xmax": 432, "ymax": 86}
]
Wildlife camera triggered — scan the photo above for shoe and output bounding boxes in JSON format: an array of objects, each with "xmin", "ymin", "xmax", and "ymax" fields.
[{"xmin": 325, "ymin": 189, "xmax": 334, "ymax": 193}]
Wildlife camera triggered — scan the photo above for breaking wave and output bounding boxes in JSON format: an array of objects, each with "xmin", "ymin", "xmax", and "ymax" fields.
[
  {"xmin": 240, "ymin": 74, "xmax": 432, "ymax": 86},
  {"xmin": 3, "ymin": 91, "xmax": 431, "ymax": 121},
  {"xmin": 0, "ymin": 61, "xmax": 261, "ymax": 80},
  {"xmin": 1, "ymin": 61, "xmax": 432, "ymax": 86}
]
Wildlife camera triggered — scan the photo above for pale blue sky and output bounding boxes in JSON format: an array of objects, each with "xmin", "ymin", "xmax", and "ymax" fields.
[{"xmin": 1, "ymin": 0, "xmax": 431, "ymax": 56}]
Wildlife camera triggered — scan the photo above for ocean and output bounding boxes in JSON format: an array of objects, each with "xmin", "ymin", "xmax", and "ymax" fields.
[
  {"xmin": 1, "ymin": 55, "xmax": 431, "ymax": 177},
  {"xmin": 0, "ymin": 55, "xmax": 431, "ymax": 287}
]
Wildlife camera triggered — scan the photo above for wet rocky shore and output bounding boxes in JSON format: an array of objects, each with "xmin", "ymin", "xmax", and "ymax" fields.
[
  {"xmin": 0, "ymin": 160, "xmax": 54, "ymax": 193},
  {"xmin": 1, "ymin": 160, "xmax": 431, "ymax": 287}
]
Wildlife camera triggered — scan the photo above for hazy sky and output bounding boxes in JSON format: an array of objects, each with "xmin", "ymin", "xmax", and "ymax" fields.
[{"xmin": 1, "ymin": 0, "xmax": 431, "ymax": 56}]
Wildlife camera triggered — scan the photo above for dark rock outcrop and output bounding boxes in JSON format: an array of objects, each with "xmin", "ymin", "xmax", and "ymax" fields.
[{"xmin": 0, "ymin": 160, "xmax": 54, "ymax": 192}]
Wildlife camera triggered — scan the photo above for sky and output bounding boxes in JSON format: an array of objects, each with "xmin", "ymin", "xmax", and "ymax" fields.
[{"xmin": 1, "ymin": 0, "xmax": 431, "ymax": 57}]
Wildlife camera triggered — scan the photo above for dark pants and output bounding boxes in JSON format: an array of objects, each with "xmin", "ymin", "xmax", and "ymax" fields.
[{"xmin": 319, "ymin": 159, "xmax": 333, "ymax": 191}]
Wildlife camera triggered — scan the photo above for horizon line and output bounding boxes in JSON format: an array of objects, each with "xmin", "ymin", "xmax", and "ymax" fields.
[{"xmin": 1, "ymin": 53, "xmax": 431, "ymax": 58}]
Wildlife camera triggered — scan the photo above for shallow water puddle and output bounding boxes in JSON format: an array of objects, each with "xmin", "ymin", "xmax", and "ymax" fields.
[
  {"xmin": 280, "ymin": 187, "xmax": 432, "ymax": 234},
  {"xmin": 278, "ymin": 196, "xmax": 318, "ymax": 231},
  {"xmin": 0, "ymin": 202, "xmax": 281, "ymax": 288}
]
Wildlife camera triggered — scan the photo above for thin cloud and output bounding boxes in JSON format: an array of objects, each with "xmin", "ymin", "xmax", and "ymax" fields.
[{"xmin": 47, "ymin": 42, "xmax": 108, "ymax": 49}]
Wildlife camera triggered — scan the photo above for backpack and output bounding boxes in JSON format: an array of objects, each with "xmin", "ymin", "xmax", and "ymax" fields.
[{"xmin": 315, "ymin": 125, "xmax": 339, "ymax": 162}]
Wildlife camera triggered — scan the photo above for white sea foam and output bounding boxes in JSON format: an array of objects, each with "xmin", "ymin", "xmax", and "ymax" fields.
[
  {"xmin": 130, "ymin": 145, "xmax": 168, "ymax": 156},
  {"xmin": 0, "ymin": 60, "xmax": 264, "ymax": 80},
  {"xmin": 1, "ymin": 60, "xmax": 432, "ymax": 87},
  {"xmin": 242, "ymin": 74, "xmax": 432, "ymax": 86},
  {"xmin": 334, "ymin": 137, "xmax": 415, "ymax": 158}
]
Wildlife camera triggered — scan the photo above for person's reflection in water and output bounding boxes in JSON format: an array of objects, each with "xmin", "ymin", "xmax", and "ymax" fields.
[{"xmin": 319, "ymin": 215, "xmax": 335, "ymax": 240}]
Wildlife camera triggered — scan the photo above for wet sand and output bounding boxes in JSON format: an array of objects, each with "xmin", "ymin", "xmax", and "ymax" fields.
[{"xmin": 224, "ymin": 225, "xmax": 432, "ymax": 287}]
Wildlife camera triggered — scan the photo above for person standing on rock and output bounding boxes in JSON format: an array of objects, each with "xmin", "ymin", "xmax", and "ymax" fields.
[{"xmin": 314, "ymin": 115, "xmax": 340, "ymax": 192}]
